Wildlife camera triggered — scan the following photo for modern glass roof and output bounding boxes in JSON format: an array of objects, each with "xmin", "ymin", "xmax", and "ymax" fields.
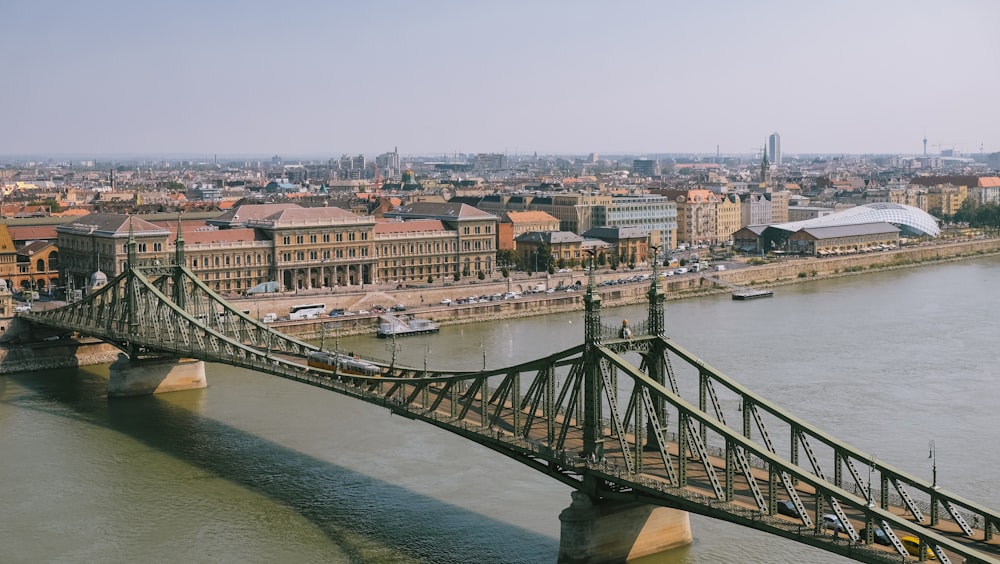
[{"xmin": 770, "ymin": 203, "xmax": 940, "ymax": 237}]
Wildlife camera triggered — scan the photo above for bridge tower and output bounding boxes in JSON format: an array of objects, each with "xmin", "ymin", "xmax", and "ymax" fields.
[
  {"xmin": 124, "ymin": 219, "xmax": 142, "ymax": 359},
  {"xmin": 559, "ymin": 249, "xmax": 693, "ymax": 563},
  {"xmin": 107, "ymin": 216, "xmax": 207, "ymax": 397},
  {"xmin": 644, "ymin": 246, "xmax": 668, "ymax": 451},
  {"xmin": 582, "ymin": 250, "xmax": 604, "ymax": 463},
  {"xmin": 172, "ymin": 213, "xmax": 187, "ymax": 310}
]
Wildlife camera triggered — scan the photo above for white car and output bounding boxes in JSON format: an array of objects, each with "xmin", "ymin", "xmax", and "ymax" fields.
[
  {"xmin": 675, "ymin": 267, "xmax": 688, "ymax": 275},
  {"xmin": 14, "ymin": 304, "xmax": 31, "ymax": 312},
  {"xmin": 439, "ymin": 298, "xmax": 452, "ymax": 305},
  {"xmin": 557, "ymin": 268, "xmax": 572, "ymax": 273},
  {"xmin": 357, "ymin": 310, "xmax": 370, "ymax": 315}
]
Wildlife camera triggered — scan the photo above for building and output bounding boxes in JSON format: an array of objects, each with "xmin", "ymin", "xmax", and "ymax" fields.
[
  {"xmin": 654, "ymin": 189, "xmax": 719, "ymax": 247},
  {"xmin": 592, "ymin": 195, "xmax": 676, "ymax": 248},
  {"xmin": 632, "ymin": 159, "xmax": 659, "ymax": 178},
  {"xmin": 787, "ymin": 223, "xmax": 900, "ymax": 256},
  {"xmin": 384, "ymin": 202, "xmax": 498, "ymax": 277},
  {"xmin": 769, "ymin": 132, "xmax": 781, "ymax": 165},
  {"xmin": 716, "ymin": 194, "xmax": 742, "ymax": 244},
  {"xmin": 58, "ymin": 214, "xmax": 173, "ymax": 294},
  {"xmin": 514, "ymin": 231, "xmax": 584, "ymax": 272},
  {"xmin": 474, "ymin": 153, "xmax": 507, "ymax": 171},
  {"xmin": 373, "ymin": 219, "xmax": 455, "ymax": 284},
  {"xmin": 500, "ymin": 211, "xmax": 560, "ymax": 250},
  {"xmin": 581, "ymin": 226, "xmax": 650, "ymax": 267},
  {"xmin": 741, "ymin": 192, "xmax": 772, "ymax": 228},
  {"xmin": 787, "ymin": 206, "xmax": 836, "ymax": 222}
]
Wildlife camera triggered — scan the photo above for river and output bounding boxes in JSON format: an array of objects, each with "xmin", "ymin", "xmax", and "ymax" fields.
[{"xmin": 2, "ymin": 257, "xmax": 999, "ymax": 563}]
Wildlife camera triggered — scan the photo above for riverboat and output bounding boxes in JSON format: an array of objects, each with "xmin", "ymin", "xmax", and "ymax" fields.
[
  {"xmin": 306, "ymin": 350, "xmax": 382, "ymax": 376},
  {"xmin": 377, "ymin": 314, "xmax": 440, "ymax": 338},
  {"xmin": 732, "ymin": 289, "xmax": 773, "ymax": 300}
]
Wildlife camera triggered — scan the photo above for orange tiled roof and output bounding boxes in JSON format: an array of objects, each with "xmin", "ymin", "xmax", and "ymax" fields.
[{"xmin": 505, "ymin": 210, "xmax": 559, "ymax": 223}]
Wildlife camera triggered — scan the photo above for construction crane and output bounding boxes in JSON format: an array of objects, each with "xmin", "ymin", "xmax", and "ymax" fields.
[{"xmin": 931, "ymin": 142, "xmax": 967, "ymax": 155}]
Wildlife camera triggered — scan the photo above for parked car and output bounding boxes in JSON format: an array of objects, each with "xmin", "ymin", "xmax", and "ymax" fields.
[
  {"xmin": 859, "ymin": 526, "xmax": 890, "ymax": 546},
  {"xmin": 775, "ymin": 500, "xmax": 799, "ymax": 518},
  {"xmin": 675, "ymin": 267, "xmax": 688, "ymax": 275},
  {"xmin": 821, "ymin": 514, "xmax": 846, "ymax": 534},
  {"xmin": 439, "ymin": 298, "xmax": 452, "ymax": 305},
  {"xmin": 391, "ymin": 304, "xmax": 406, "ymax": 312}
]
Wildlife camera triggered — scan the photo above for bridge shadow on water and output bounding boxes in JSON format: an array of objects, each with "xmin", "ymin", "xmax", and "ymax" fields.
[{"xmin": 7, "ymin": 367, "xmax": 562, "ymax": 564}]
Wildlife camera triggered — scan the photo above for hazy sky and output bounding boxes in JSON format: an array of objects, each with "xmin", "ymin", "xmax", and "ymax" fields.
[{"xmin": 3, "ymin": 0, "xmax": 998, "ymax": 158}]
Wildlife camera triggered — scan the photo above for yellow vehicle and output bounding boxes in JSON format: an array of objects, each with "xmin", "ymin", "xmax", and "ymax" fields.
[{"xmin": 900, "ymin": 536, "xmax": 936, "ymax": 560}]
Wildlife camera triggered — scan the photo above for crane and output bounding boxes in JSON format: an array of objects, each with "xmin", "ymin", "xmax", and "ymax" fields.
[{"xmin": 930, "ymin": 142, "xmax": 967, "ymax": 155}]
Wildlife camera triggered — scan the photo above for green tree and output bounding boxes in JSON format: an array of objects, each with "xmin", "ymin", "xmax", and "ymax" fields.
[
  {"xmin": 477, "ymin": 270, "xmax": 485, "ymax": 280},
  {"xmin": 462, "ymin": 265, "xmax": 471, "ymax": 277},
  {"xmin": 496, "ymin": 249, "xmax": 518, "ymax": 269},
  {"xmin": 501, "ymin": 266, "xmax": 510, "ymax": 278},
  {"xmin": 427, "ymin": 275, "xmax": 434, "ymax": 284},
  {"xmin": 598, "ymin": 252, "xmax": 607, "ymax": 266}
]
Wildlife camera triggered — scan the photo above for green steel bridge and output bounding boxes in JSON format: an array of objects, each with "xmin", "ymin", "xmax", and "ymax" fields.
[{"xmin": 19, "ymin": 225, "xmax": 1000, "ymax": 564}]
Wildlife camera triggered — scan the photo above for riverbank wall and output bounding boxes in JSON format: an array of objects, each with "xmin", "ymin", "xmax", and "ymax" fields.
[
  {"xmin": 4, "ymin": 238, "xmax": 999, "ymax": 365},
  {"xmin": 0, "ymin": 337, "xmax": 121, "ymax": 374}
]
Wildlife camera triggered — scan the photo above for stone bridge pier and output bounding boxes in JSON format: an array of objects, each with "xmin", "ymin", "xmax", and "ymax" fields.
[
  {"xmin": 108, "ymin": 354, "xmax": 207, "ymax": 397},
  {"xmin": 558, "ymin": 491, "xmax": 692, "ymax": 563}
]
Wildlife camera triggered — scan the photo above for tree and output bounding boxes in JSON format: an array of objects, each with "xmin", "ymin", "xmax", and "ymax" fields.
[
  {"xmin": 477, "ymin": 270, "xmax": 485, "ymax": 280},
  {"xmin": 496, "ymin": 249, "xmax": 518, "ymax": 270},
  {"xmin": 532, "ymin": 241, "xmax": 553, "ymax": 274},
  {"xmin": 427, "ymin": 275, "xmax": 434, "ymax": 284},
  {"xmin": 598, "ymin": 252, "xmax": 607, "ymax": 266},
  {"xmin": 462, "ymin": 265, "xmax": 471, "ymax": 277},
  {"xmin": 454, "ymin": 270, "xmax": 461, "ymax": 282},
  {"xmin": 501, "ymin": 266, "xmax": 510, "ymax": 279}
]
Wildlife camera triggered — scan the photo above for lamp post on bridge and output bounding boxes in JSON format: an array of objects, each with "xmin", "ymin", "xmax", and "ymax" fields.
[{"xmin": 928, "ymin": 440, "xmax": 937, "ymax": 489}]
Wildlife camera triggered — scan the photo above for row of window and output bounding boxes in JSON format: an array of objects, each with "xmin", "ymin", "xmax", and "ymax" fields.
[{"xmin": 280, "ymin": 232, "xmax": 369, "ymax": 245}]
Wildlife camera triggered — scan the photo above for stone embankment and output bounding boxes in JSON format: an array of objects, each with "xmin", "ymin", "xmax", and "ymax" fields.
[
  {"xmin": 3, "ymin": 237, "xmax": 998, "ymax": 370},
  {"xmin": 0, "ymin": 336, "xmax": 120, "ymax": 374}
]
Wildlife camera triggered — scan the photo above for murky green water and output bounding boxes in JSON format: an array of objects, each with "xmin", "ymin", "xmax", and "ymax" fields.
[{"xmin": 3, "ymin": 258, "xmax": 998, "ymax": 563}]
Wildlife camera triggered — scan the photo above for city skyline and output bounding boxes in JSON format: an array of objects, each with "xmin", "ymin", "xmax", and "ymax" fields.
[{"xmin": 3, "ymin": 0, "xmax": 998, "ymax": 157}]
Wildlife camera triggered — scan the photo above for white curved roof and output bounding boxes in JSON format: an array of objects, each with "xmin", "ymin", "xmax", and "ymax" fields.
[{"xmin": 772, "ymin": 203, "xmax": 940, "ymax": 237}]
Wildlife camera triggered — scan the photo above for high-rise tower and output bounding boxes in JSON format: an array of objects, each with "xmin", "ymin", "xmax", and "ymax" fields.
[{"xmin": 768, "ymin": 132, "xmax": 781, "ymax": 165}]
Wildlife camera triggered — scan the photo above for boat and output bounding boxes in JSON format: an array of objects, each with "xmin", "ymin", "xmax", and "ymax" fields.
[
  {"xmin": 306, "ymin": 350, "xmax": 382, "ymax": 376},
  {"xmin": 377, "ymin": 314, "xmax": 440, "ymax": 338},
  {"xmin": 732, "ymin": 289, "xmax": 774, "ymax": 300}
]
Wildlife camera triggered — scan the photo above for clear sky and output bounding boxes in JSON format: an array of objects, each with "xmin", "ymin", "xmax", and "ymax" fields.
[{"xmin": 3, "ymin": 0, "xmax": 998, "ymax": 158}]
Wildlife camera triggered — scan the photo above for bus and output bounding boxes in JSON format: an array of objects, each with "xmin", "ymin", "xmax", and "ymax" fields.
[{"xmin": 289, "ymin": 303, "xmax": 326, "ymax": 320}]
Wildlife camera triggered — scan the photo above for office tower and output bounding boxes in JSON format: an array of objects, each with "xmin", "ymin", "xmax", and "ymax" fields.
[{"xmin": 768, "ymin": 132, "xmax": 781, "ymax": 165}]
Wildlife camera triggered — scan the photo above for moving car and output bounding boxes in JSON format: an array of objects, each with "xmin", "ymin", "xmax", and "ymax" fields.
[
  {"xmin": 859, "ymin": 526, "xmax": 890, "ymax": 546},
  {"xmin": 776, "ymin": 500, "xmax": 799, "ymax": 518},
  {"xmin": 821, "ymin": 514, "xmax": 845, "ymax": 534},
  {"xmin": 900, "ymin": 536, "xmax": 936, "ymax": 559}
]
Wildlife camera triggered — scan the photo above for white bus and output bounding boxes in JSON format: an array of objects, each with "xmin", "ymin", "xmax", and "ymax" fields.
[{"xmin": 289, "ymin": 303, "xmax": 326, "ymax": 320}]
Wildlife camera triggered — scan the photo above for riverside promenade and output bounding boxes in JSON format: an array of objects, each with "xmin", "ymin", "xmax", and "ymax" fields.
[{"xmin": 230, "ymin": 236, "xmax": 1000, "ymax": 339}]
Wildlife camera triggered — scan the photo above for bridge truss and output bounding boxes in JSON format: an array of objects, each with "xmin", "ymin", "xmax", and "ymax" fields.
[{"xmin": 21, "ymin": 231, "xmax": 1000, "ymax": 563}]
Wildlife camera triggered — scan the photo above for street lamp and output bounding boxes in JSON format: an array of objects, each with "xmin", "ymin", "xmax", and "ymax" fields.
[
  {"xmin": 867, "ymin": 455, "xmax": 875, "ymax": 507},
  {"xmin": 928, "ymin": 440, "xmax": 938, "ymax": 489}
]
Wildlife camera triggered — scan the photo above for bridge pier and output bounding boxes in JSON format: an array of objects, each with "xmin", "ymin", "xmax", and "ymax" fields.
[
  {"xmin": 108, "ymin": 354, "xmax": 207, "ymax": 397},
  {"xmin": 558, "ymin": 491, "xmax": 691, "ymax": 563}
]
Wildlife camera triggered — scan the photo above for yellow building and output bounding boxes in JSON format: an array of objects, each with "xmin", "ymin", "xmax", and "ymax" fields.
[{"xmin": 716, "ymin": 194, "xmax": 742, "ymax": 244}]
